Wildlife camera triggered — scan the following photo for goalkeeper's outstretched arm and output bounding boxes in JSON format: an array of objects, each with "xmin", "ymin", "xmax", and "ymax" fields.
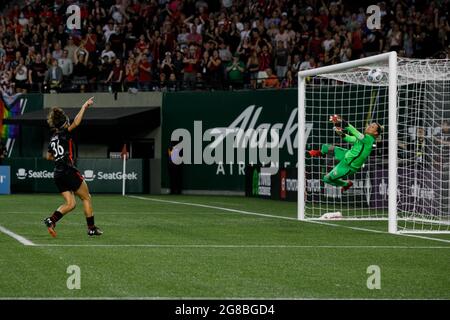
[
  {"xmin": 345, "ymin": 123, "xmax": 364, "ymax": 140},
  {"xmin": 330, "ymin": 115, "xmax": 362, "ymax": 143}
]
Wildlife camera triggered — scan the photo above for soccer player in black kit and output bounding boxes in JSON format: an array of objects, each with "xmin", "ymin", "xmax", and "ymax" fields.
[{"xmin": 44, "ymin": 97, "xmax": 103, "ymax": 237}]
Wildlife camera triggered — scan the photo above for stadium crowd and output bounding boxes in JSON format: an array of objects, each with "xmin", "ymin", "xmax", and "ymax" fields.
[{"xmin": 0, "ymin": 0, "xmax": 449, "ymax": 94}]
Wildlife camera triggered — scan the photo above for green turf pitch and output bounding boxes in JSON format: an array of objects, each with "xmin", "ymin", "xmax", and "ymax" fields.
[{"xmin": 0, "ymin": 194, "xmax": 449, "ymax": 299}]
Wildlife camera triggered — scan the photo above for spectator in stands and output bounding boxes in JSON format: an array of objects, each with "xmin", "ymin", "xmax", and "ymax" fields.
[
  {"xmin": 291, "ymin": 54, "xmax": 301, "ymax": 73},
  {"xmin": 207, "ymin": 50, "xmax": 222, "ymax": 90},
  {"xmin": 52, "ymin": 43, "xmax": 63, "ymax": 61},
  {"xmin": 183, "ymin": 45, "xmax": 198, "ymax": 90},
  {"xmin": 72, "ymin": 48, "xmax": 89, "ymax": 93},
  {"xmin": 258, "ymin": 44, "xmax": 272, "ymax": 72},
  {"xmin": 199, "ymin": 50, "xmax": 210, "ymax": 87},
  {"xmin": 135, "ymin": 34, "xmax": 149, "ymax": 54},
  {"xmin": 299, "ymin": 54, "xmax": 311, "ymax": 71},
  {"xmin": 218, "ymin": 41, "xmax": 232, "ymax": 65},
  {"xmin": 14, "ymin": 57, "xmax": 28, "ymax": 93},
  {"xmin": 160, "ymin": 52, "xmax": 175, "ymax": 78},
  {"xmin": 387, "ymin": 23, "xmax": 403, "ymax": 53},
  {"xmin": 125, "ymin": 56, "xmax": 138, "ymax": 91},
  {"xmin": 262, "ymin": 68, "xmax": 280, "ymax": 89},
  {"xmin": 156, "ymin": 72, "xmax": 167, "ymax": 91},
  {"xmin": 138, "ymin": 52, "xmax": 152, "ymax": 91},
  {"xmin": 64, "ymin": 36, "xmax": 78, "ymax": 63},
  {"xmin": 225, "ymin": 54, "xmax": 245, "ymax": 90},
  {"xmin": 109, "ymin": 25, "xmax": 126, "ymax": 58},
  {"xmin": 28, "ymin": 54, "xmax": 47, "ymax": 92},
  {"xmin": 167, "ymin": 73, "xmax": 178, "ymax": 91},
  {"xmin": 172, "ymin": 50, "xmax": 184, "ymax": 80},
  {"xmin": 84, "ymin": 26, "xmax": 98, "ymax": 57},
  {"xmin": 247, "ymin": 50, "xmax": 260, "ymax": 89},
  {"xmin": 274, "ymin": 40, "xmax": 289, "ymax": 80},
  {"xmin": 44, "ymin": 59, "xmax": 63, "ymax": 93},
  {"xmin": 58, "ymin": 50, "xmax": 73, "ymax": 84},
  {"xmin": 106, "ymin": 58, "xmax": 124, "ymax": 97},
  {"xmin": 92, "ymin": 0, "xmax": 107, "ymax": 21},
  {"xmin": 97, "ymin": 58, "xmax": 112, "ymax": 92},
  {"xmin": 281, "ymin": 68, "xmax": 294, "ymax": 88},
  {"xmin": 186, "ymin": 24, "xmax": 202, "ymax": 46},
  {"xmin": 0, "ymin": 0, "xmax": 449, "ymax": 94},
  {"xmin": 86, "ymin": 60, "xmax": 99, "ymax": 92},
  {"xmin": 101, "ymin": 43, "xmax": 116, "ymax": 63}
]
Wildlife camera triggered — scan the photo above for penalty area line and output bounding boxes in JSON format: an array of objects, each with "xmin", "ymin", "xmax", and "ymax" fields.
[
  {"xmin": 0, "ymin": 225, "xmax": 35, "ymax": 246},
  {"xmin": 127, "ymin": 196, "xmax": 450, "ymax": 244}
]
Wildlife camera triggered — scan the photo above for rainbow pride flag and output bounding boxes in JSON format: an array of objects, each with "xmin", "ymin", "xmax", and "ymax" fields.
[{"xmin": 0, "ymin": 93, "xmax": 23, "ymax": 140}]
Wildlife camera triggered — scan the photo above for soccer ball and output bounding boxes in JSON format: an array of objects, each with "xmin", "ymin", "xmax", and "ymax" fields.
[{"xmin": 367, "ymin": 68, "xmax": 383, "ymax": 83}]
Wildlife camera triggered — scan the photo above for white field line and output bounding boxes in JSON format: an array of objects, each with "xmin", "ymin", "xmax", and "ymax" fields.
[
  {"xmin": 0, "ymin": 211, "xmax": 230, "ymax": 215},
  {"xmin": 0, "ymin": 225, "xmax": 35, "ymax": 246},
  {"xmin": 128, "ymin": 196, "xmax": 450, "ymax": 244},
  {"xmin": 34, "ymin": 244, "xmax": 450, "ymax": 249},
  {"xmin": 4, "ymin": 297, "xmax": 445, "ymax": 300}
]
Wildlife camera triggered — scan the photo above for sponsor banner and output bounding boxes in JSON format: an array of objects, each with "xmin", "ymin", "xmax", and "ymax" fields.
[
  {"xmin": 162, "ymin": 89, "xmax": 298, "ymax": 191},
  {"xmin": 247, "ymin": 166, "xmax": 378, "ymax": 204},
  {"xmin": 0, "ymin": 165, "xmax": 10, "ymax": 194},
  {"xmin": 3, "ymin": 158, "xmax": 148, "ymax": 193},
  {"xmin": 248, "ymin": 165, "xmax": 387, "ymax": 206},
  {"xmin": 247, "ymin": 164, "xmax": 447, "ymax": 216},
  {"xmin": 245, "ymin": 165, "xmax": 279, "ymax": 200}
]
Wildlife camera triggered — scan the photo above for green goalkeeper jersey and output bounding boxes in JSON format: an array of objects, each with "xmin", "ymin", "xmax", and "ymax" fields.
[{"xmin": 342, "ymin": 124, "xmax": 375, "ymax": 169}]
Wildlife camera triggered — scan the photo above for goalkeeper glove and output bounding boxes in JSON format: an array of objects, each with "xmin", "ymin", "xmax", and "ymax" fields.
[
  {"xmin": 329, "ymin": 114, "xmax": 342, "ymax": 124},
  {"xmin": 329, "ymin": 114, "xmax": 349, "ymax": 127},
  {"xmin": 333, "ymin": 126, "xmax": 345, "ymax": 137}
]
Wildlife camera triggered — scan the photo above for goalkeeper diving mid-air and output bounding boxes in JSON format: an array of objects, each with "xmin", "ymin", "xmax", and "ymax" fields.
[{"xmin": 308, "ymin": 115, "xmax": 382, "ymax": 192}]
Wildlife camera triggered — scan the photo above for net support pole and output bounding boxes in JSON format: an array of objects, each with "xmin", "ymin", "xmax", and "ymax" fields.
[
  {"xmin": 121, "ymin": 144, "xmax": 128, "ymax": 197},
  {"xmin": 298, "ymin": 75, "xmax": 306, "ymax": 220},
  {"xmin": 122, "ymin": 156, "xmax": 126, "ymax": 196},
  {"xmin": 388, "ymin": 52, "xmax": 398, "ymax": 234}
]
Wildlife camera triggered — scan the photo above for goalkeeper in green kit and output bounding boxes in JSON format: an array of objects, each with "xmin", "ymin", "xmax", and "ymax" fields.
[{"xmin": 308, "ymin": 114, "xmax": 383, "ymax": 192}]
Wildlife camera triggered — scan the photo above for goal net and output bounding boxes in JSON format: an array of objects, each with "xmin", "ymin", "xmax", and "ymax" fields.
[{"xmin": 298, "ymin": 52, "xmax": 450, "ymax": 233}]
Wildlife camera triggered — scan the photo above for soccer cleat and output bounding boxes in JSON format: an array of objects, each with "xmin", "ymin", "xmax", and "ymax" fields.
[
  {"xmin": 308, "ymin": 149, "xmax": 323, "ymax": 157},
  {"xmin": 44, "ymin": 217, "xmax": 57, "ymax": 238},
  {"xmin": 88, "ymin": 226, "xmax": 103, "ymax": 236},
  {"xmin": 341, "ymin": 181, "xmax": 353, "ymax": 193}
]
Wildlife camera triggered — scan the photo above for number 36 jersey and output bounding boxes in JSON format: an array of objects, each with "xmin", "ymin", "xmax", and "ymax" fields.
[{"xmin": 48, "ymin": 128, "xmax": 76, "ymax": 176}]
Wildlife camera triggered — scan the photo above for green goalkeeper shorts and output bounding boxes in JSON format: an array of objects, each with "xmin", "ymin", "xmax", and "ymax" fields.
[{"xmin": 325, "ymin": 160, "xmax": 357, "ymax": 183}]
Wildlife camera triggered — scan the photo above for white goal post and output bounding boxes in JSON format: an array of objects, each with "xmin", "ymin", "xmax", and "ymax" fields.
[{"xmin": 297, "ymin": 51, "xmax": 450, "ymax": 234}]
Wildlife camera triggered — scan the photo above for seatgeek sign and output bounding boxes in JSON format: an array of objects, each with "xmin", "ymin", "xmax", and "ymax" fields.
[
  {"xmin": 3, "ymin": 158, "xmax": 146, "ymax": 193},
  {"xmin": 16, "ymin": 168, "xmax": 138, "ymax": 181}
]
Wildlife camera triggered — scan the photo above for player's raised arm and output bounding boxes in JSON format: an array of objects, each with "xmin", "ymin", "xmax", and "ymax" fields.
[
  {"xmin": 333, "ymin": 126, "xmax": 356, "ymax": 144},
  {"xmin": 68, "ymin": 97, "xmax": 94, "ymax": 132}
]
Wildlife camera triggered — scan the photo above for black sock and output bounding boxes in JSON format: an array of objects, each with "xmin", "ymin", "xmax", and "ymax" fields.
[
  {"xmin": 50, "ymin": 211, "xmax": 63, "ymax": 223},
  {"xmin": 86, "ymin": 216, "xmax": 95, "ymax": 229}
]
